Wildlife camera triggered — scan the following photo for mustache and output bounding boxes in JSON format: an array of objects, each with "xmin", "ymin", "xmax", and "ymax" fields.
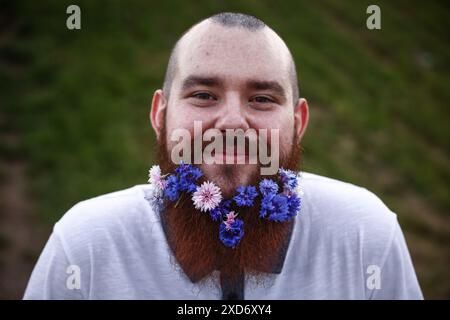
[
  {"xmin": 158, "ymin": 121, "xmax": 301, "ymax": 172},
  {"xmin": 180, "ymin": 132, "xmax": 271, "ymax": 154},
  {"xmin": 168, "ymin": 129, "xmax": 285, "ymax": 174}
]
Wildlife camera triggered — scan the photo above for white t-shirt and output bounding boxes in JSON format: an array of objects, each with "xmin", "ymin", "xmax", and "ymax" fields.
[{"xmin": 23, "ymin": 172, "xmax": 423, "ymax": 299}]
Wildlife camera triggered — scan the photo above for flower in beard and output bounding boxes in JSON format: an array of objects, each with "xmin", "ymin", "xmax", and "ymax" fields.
[
  {"xmin": 192, "ymin": 181, "xmax": 222, "ymax": 212},
  {"xmin": 224, "ymin": 211, "xmax": 238, "ymax": 227},
  {"xmin": 260, "ymin": 193, "xmax": 289, "ymax": 222},
  {"xmin": 286, "ymin": 193, "xmax": 301, "ymax": 218},
  {"xmin": 219, "ymin": 216, "xmax": 244, "ymax": 248},
  {"xmin": 175, "ymin": 162, "xmax": 203, "ymax": 193},
  {"xmin": 292, "ymin": 172, "xmax": 305, "ymax": 197},
  {"xmin": 148, "ymin": 165, "xmax": 166, "ymax": 195},
  {"xmin": 259, "ymin": 179, "xmax": 279, "ymax": 196},
  {"xmin": 164, "ymin": 174, "xmax": 180, "ymax": 201},
  {"xmin": 233, "ymin": 185, "xmax": 258, "ymax": 207},
  {"xmin": 210, "ymin": 199, "xmax": 232, "ymax": 221},
  {"xmin": 279, "ymin": 168, "xmax": 298, "ymax": 191},
  {"xmin": 260, "ymin": 193, "xmax": 274, "ymax": 218}
]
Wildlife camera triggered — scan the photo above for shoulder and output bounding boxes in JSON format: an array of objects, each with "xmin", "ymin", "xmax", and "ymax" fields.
[
  {"xmin": 298, "ymin": 172, "xmax": 398, "ymax": 259},
  {"xmin": 56, "ymin": 185, "xmax": 157, "ymax": 229},
  {"xmin": 301, "ymin": 171, "xmax": 397, "ymax": 225},
  {"xmin": 53, "ymin": 184, "xmax": 159, "ymax": 260},
  {"xmin": 25, "ymin": 185, "xmax": 162, "ymax": 299}
]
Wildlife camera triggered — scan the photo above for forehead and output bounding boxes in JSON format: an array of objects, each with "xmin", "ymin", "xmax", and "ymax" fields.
[{"xmin": 175, "ymin": 21, "xmax": 291, "ymax": 91}]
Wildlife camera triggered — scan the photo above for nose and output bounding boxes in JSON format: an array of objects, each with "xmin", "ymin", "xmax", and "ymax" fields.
[{"xmin": 214, "ymin": 94, "xmax": 250, "ymax": 132}]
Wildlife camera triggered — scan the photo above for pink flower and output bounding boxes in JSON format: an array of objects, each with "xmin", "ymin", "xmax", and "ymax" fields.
[
  {"xmin": 148, "ymin": 165, "xmax": 166, "ymax": 191},
  {"xmin": 192, "ymin": 181, "xmax": 222, "ymax": 212},
  {"xmin": 224, "ymin": 211, "xmax": 238, "ymax": 230}
]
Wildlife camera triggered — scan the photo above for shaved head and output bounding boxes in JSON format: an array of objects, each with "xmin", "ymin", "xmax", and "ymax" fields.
[{"xmin": 162, "ymin": 12, "xmax": 299, "ymax": 105}]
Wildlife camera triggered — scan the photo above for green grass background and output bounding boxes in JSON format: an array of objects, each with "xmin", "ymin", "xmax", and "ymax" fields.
[{"xmin": 1, "ymin": 0, "xmax": 449, "ymax": 298}]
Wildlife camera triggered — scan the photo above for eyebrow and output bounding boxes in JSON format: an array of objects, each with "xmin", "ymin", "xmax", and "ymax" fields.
[
  {"xmin": 246, "ymin": 80, "xmax": 286, "ymax": 101},
  {"xmin": 181, "ymin": 75, "xmax": 287, "ymax": 101},
  {"xmin": 181, "ymin": 76, "xmax": 223, "ymax": 91}
]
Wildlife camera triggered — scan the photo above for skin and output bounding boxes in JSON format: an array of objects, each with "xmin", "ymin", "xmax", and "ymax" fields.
[{"xmin": 150, "ymin": 19, "xmax": 309, "ymax": 195}]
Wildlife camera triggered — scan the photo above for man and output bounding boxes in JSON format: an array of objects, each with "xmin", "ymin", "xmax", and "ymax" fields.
[{"xmin": 24, "ymin": 12, "xmax": 423, "ymax": 299}]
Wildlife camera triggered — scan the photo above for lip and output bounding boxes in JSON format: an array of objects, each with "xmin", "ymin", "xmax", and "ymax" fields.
[{"xmin": 208, "ymin": 151, "xmax": 250, "ymax": 164}]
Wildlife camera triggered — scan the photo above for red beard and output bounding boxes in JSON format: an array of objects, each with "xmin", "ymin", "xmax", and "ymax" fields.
[{"xmin": 157, "ymin": 123, "xmax": 302, "ymax": 289}]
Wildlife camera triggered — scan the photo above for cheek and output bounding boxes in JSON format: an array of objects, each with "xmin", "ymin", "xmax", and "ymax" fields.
[
  {"xmin": 164, "ymin": 103, "xmax": 213, "ymax": 150},
  {"xmin": 167, "ymin": 100, "xmax": 212, "ymax": 126},
  {"xmin": 167, "ymin": 100, "xmax": 219, "ymax": 133},
  {"xmin": 165, "ymin": 107, "xmax": 189, "ymax": 151},
  {"xmin": 250, "ymin": 111, "xmax": 295, "ymax": 140},
  {"xmin": 166, "ymin": 103, "xmax": 196, "ymax": 132}
]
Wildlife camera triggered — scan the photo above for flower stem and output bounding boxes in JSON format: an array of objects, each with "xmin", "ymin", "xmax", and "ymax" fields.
[{"xmin": 174, "ymin": 193, "xmax": 184, "ymax": 208}]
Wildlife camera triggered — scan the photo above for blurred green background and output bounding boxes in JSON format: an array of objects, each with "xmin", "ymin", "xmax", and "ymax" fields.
[{"xmin": 0, "ymin": 0, "xmax": 449, "ymax": 299}]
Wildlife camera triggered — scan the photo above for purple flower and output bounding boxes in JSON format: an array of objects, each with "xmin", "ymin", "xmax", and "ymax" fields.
[
  {"xmin": 260, "ymin": 193, "xmax": 274, "ymax": 218},
  {"xmin": 210, "ymin": 199, "xmax": 232, "ymax": 221},
  {"xmin": 164, "ymin": 174, "xmax": 180, "ymax": 201},
  {"xmin": 286, "ymin": 193, "xmax": 301, "ymax": 218},
  {"xmin": 192, "ymin": 181, "xmax": 222, "ymax": 212},
  {"xmin": 279, "ymin": 168, "xmax": 298, "ymax": 191},
  {"xmin": 219, "ymin": 218, "xmax": 244, "ymax": 248},
  {"xmin": 259, "ymin": 179, "xmax": 279, "ymax": 196},
  {"xmin": 175, "ymin": 162, "xmax": 203, "ymax": 193},
  {"xmin": 233, "ymin": 185, "xmax": 258, "ymax": 207},
  {"xmin": 260, "ymin": 193, "xmax": 289, "ymax": 222}
]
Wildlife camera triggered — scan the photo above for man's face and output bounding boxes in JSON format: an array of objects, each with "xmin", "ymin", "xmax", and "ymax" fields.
[{"xmin": 153, "ymin": 21, "xmax": 307, "ymax": 195}]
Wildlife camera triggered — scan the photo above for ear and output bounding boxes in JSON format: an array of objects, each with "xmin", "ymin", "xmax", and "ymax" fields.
[
  {"xmin": 293, "ymin": 98, "xmax": 309, "ymax": 143},
  {"xmin": 150, "ymin": 89, "xmax": 167, "ymax": 140}
]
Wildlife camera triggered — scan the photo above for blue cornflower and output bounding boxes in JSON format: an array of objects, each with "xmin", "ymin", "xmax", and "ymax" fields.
[
  {"xmin": 260, "ymin": 193, "xmax": 289, "ymax": 222},
  {"xmin": 164, "ymin": 174, "xmax": 180, "ymax": 201},
  {"xmin": 259, "ymin": 179, "xmax": 279, "ymax": 196},
  {"xmin": 219, "ymin": 219, "xmax": 244, "ymax": 248},
  {"xmin": 233, "ymin": 185, "xmax": 258, "ymax": 207},
  {"xmin": 260, "ymin": 193, "xmax": 274, "ymax": 218},
  {"xmin": 286, "ymin": 193, "xmax": 301, "ymax": 218},
  {"xmin": 210, "ymin": 199, "xmax": 232, "ymax": 221},
  {"xmin": 279, "ymin": 168, "xmax": 298, "ymax": 191},
  {"xmin": 175, "ymin": 162, "xmax": 203, "ymax": 193}
]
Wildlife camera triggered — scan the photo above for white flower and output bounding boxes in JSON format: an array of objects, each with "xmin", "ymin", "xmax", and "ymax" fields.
[
  {"xmin": 293, "ymin": 172, "xmax": 304, "ymax": 197},
  {"xmin": 144, "ymin": 184, "xmax": 163, "ymax": 213},
  {"xmin": 148, "ymin": 165, "xmax": 160, "ymax": 183},
  {"xmin": 192, "ymin": 181, "xmax": 222, "ymax": 212},
  {"xmin": 148, "ymin": 165, "xmax": 166, "ymax": 192}
]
